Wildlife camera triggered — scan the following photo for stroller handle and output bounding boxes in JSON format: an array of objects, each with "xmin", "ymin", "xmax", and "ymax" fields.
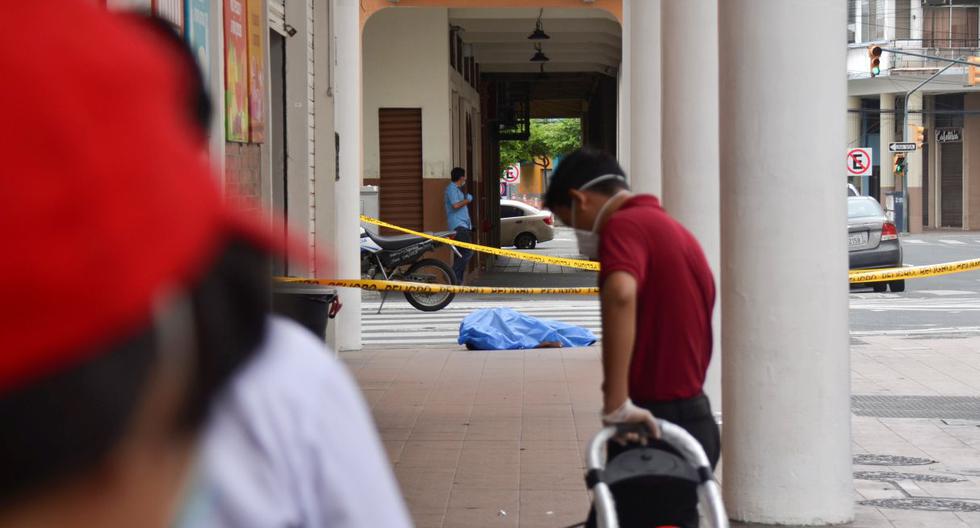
[{"xmin": 586, "ymin": 420, "xmax": 729, "ymax": 528}]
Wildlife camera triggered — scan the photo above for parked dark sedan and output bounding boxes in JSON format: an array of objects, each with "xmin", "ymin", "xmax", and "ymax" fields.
[{"xmin": 848, "ymin": 196, "xmax": 904, "ymax": 292}]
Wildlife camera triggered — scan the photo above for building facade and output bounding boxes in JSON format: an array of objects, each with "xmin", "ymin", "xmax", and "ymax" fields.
[
  {"xmin": 848, "ymin": 0, "xmax": 980, "ymax": 231},
  {"xmin": 103, "ymin": 0, "xmax": 339, "ymax": 272}
]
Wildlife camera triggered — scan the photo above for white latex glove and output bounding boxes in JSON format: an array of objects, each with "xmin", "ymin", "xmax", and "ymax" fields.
[
  {"xmin": 466, "ymin": 193, "xmax": 473, "ymax": 202},
  {"xmin": 601, "ymin": 398, "xmax": 661, "ymax": 444}
]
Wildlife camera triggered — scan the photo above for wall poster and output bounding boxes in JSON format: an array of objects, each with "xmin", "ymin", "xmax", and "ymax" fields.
[
  {"xmin": 184, "ymin": 0, "xmax": 210, "ymax": 83},
  {"xmin": 246, "ymin": 0, "xmax": 266, "ymax": 143},
  {"xmin": 223, "ymin": 0, "xmax": 249, "ymax": 142}
]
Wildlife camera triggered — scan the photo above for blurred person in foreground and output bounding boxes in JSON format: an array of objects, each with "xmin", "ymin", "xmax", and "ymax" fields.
[
  {"xmin": 543, "ymin": 148, "xmax": 719, "ymax": 528},
  {"xmin": 0, "ymin": 3, "xmax": 409, "ymax": 527},
  {"xmin": 135, "ymin": 16, "xmax": 411, "ymax": 528}
]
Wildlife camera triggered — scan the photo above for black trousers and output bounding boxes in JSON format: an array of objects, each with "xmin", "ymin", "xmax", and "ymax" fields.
[
  {"xmin": 451, "ymin": 227, "xmax": 473, "ymax": 283},
  {"xmin": 588, "ymin": 394, "xmax": 721, "ymax": 528}
]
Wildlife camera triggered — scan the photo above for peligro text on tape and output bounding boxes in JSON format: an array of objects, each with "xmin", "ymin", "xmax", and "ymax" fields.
[
  {"xmin": 360, "ymin": 215, "xmax": 600, "ymax": 272},
  {"xmin": 849, "ymin": 257, "xmax": 980, "ymax": 284},
  {"xmin": 278, "ymin": 277, "xmax": 600, "ymax": 296},
  {"xmin": 275, "ymin": 256, "xmax": 980, "ymax": 293}
]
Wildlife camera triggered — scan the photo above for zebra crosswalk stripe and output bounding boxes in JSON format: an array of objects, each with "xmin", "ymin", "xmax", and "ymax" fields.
[{"xmin": 361, "ymin": 301, "xmax": 602, "ymax": 347}]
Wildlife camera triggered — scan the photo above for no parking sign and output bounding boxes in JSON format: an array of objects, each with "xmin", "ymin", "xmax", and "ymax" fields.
[
  {"xmin": 501, "ymin": 164, "xmax": 521, "ymax": 184},
  {"xmin": 847, "ymin": 148, "xmax": 873, "ymax": 178}
]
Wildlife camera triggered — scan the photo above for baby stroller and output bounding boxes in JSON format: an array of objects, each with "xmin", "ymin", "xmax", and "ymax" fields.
[{"xmin": 583, "ymin": 421, "xmax": 728, "ymax": 528}]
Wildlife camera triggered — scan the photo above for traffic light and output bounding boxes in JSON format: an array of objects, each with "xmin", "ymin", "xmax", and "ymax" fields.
[
  {"xmin": 868, "ymin": 45, "xmax": 882, "ymax": 77},
  {"xmin": 969, "ymin": 56, "xmax": 980, "ymax": 86},
  {"xmin": 893, "ymin": 153, "xmax": 906, "ymax": 178},
  {"xmin": 912, "ymin": 125, "xmax": 926, "ymax": 147}
]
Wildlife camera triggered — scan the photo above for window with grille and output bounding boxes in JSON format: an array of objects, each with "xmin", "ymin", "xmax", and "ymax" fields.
[{"xmin": 923, "ymin": 5, "xmax": 979, "ymax": 48}]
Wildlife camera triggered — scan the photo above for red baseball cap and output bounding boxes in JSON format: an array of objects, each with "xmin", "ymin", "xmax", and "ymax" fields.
[{"xmin": 0, "ymin": 1, "xmax": 294, "ymax": 394}]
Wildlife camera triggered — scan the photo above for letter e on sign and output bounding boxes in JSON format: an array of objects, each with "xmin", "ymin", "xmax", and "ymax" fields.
[
  {"xmin": 501, "ymin": 164, "xmax": 521, "ymax": 184},
  {"xmin": 847, "ymin": 148, "xmax": 873, "ymax": 177}
]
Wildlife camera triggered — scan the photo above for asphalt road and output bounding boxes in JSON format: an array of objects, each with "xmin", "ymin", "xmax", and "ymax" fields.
[
  {"xmin": 366, "ymin": 230, "xmax": 980, "ymax": 339},
  {"xmin": 492, "ymin": 229, "xmax": 980, "ymax": 338},
  {"xmin": 850, "ymin": 232, "xmax": 980, "ymax": 337}
]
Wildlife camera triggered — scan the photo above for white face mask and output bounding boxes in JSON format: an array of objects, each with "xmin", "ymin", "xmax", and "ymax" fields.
[{"xmin": 570, "ymin": 174, "xmax": 629, "ymax": 259}]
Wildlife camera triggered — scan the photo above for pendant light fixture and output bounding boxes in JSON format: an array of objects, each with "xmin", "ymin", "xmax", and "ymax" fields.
[
  {"xmin": 530, "ymin": 42, "xmax": 550, "ymax": 62},
  {"xmin": 528, "ymin": 9, "xmax": 550, "ymax": 40}
]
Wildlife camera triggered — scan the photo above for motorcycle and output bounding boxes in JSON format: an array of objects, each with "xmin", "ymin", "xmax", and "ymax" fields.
[{"xmin": 360, "ymin": 226, "xmax": 459, "ymax": 312}]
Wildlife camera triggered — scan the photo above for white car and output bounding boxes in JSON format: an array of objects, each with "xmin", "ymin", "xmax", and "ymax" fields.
[{"xmin": 500, "ymin": 199, "xmax": 555, "ymax": 249}]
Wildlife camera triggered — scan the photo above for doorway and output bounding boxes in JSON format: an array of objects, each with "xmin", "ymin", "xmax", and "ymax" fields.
[
  {"xmin": 378, "ymin": 108, "xmax": 424, "ymax": 231},
  {"xmin": 940, "ymin": 141, "xmax": 963, "ymax": 227},
  {"xmin": 269, "ymin": 30, "xmax": 288, "ymax": 274}
]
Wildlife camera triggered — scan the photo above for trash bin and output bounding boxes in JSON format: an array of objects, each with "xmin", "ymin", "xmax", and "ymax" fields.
[
  {"xmin": 271, "ymin": 283, "xmax": 339, "ymax": 341},
  {"xmin": 887, "ymin": 191, "xmax": 906, "ymax": 233}
]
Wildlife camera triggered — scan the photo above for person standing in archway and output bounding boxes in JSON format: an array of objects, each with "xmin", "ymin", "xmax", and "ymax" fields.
[{"xmin": 445, "ymin": 167, "xmax": 474, "ymax": 283}]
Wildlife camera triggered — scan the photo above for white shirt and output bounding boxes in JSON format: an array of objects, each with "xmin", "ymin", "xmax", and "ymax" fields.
[{"xmin": 179, "ymin": 316, "xmax": 411, "ymax": 528}]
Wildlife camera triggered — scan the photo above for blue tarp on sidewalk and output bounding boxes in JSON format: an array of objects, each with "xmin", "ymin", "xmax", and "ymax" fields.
[{"xmin": 458, "ymin": 308, "xmax": 598, "ymax": 350}]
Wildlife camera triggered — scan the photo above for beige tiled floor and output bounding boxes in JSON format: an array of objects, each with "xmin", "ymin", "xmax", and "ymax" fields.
[{"xmin": 343, "ymin": 336, "xmax": 980, "ymax": 527}]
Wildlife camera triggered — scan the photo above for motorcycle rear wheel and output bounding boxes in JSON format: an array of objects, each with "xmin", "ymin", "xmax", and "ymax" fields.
[{"xmin": 403, "ymin": 258, "xmax": 456, "ymax": 312}]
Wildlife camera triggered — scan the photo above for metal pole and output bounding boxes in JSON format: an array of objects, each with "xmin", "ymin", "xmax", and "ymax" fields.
[
  {"xmin": 901, "ymin": 60, "xmax": 959, "ymax": 142},
  {"xmin": 882, "ymin": 48, "xmax": 978, "ymax": 68}
]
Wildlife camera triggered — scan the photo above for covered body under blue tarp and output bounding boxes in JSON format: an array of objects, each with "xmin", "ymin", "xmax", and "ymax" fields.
[{"xmin": 458, "ymin": 308, "xmax": 598, "ymax": 350}]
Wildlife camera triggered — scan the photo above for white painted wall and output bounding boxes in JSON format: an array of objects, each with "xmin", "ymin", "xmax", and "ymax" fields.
[
  {"xmin": 450, "ymin": 68, "xmax": 481, "ymax": 181},
  {"xmin": 314, "ymin": 0, "xmax": 339, "ymax": 347},
  {"xmin": 363, "ymin": 8, "xmax": 452, "ymax": 181},
  {"xmin": 283, "ymin": 0, "xmax": 317, "ymax": 273}
]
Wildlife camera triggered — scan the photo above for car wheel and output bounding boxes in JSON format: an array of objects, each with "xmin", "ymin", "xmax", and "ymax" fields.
[
  {"xmin": 888, "ymin": 280, "xmax": 906, "ymax": 293},
  {"xmin": 872, "ymin": 283, "xmax": 887, "ymax": 293},
  {"xmin": 515, "ymin": 233, "xmax": 536, "ymax": 249}
]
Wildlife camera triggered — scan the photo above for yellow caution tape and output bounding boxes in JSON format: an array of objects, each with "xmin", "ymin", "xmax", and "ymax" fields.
[
  {"xmin": 849, "ymin": 258, "xmax": 980, "ymax": 284},
  {"xmin": 277, "ymin": 257, "xmax": 980, "ymax": 294},
  {"xmin": 360, "ymin": 215, "xmax": 600, "ymax": 271},
  {"xmin": 278, "ymin": 277, "xmax": 599, "ymax": 295}
]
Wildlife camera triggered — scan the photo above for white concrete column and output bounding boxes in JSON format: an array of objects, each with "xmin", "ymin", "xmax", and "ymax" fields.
[
  {"xmin": 284, "ymin": 0, "xmax": 315, "ymax": 274},
  {"xmin": 719, "ymin": 0, "xmax": 853, "ymax": 524},
  {"xmin": 911, "ymin": 0, "xmax": 924, "ymax": 42},
  {"xmin": 660, "ymin": 0, "xmax": 721, "ymax": 419},
  {"xmin": 314, "ymin": 0, "xmax": 338, "ymax": 345},
  {"xmin": 616, "ymin": 0, "xmax": 631, "ymax": 173},
  {"xmin": 627, "ymin": 0, "xmax": 661, "ymax": 195},
  {"xmin": 855, "ymin": 0, "xmax": 864, "ymax": 43},
  {"xmin": 880, "ymin": 94, "xmax": 896, "ymax": 201},
  {"xmin": 882, "ymin": 0, "xmax": 897, "ymax": 41},
  {"xmin": 333, "ymin": 0, "xmax": 362, "ymax": 351}
]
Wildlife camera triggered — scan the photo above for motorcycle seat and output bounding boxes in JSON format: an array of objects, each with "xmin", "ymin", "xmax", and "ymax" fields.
[{"xmin": 364, "ymin": 229, "xmax": 455, "ymax": 251}]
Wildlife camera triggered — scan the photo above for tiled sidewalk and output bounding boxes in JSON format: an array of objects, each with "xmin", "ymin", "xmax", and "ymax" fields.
[{"xmin": 342, "ymin": 335, "xmax": 980, "ymax": 527}]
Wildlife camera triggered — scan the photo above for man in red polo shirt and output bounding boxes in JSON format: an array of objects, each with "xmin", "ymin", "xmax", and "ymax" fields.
[{"xmin": 544, "ymin": 148, "xmax": 719, "ymax": 527}]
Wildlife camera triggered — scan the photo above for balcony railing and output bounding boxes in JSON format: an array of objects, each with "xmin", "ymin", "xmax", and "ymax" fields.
[{"xmin": 890, "ymin": 39, "xmax": 980, "ymax": 71}]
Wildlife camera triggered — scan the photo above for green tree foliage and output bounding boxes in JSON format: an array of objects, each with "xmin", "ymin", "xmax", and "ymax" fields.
[{"xmin": 500, "ymin": 118, "xmax": 582, "ymax": 169}]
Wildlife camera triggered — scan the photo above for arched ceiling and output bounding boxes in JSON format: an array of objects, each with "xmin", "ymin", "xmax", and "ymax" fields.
[{"xmin": 450, "ymin": 8, "xmax": 622, "ymax": 76}]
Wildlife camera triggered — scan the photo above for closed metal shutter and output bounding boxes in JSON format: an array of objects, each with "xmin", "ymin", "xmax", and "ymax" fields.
[
  {"xmin": 941, "ymin": 142, "xmax": 963, "ymax": 227},
  {"xmin": 378, "ymin": 108, "xmax": 424, "ymax": 232},
  {"xmin": 269, "ymin": 0, "xmax": 287, "ymax": 36}
]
